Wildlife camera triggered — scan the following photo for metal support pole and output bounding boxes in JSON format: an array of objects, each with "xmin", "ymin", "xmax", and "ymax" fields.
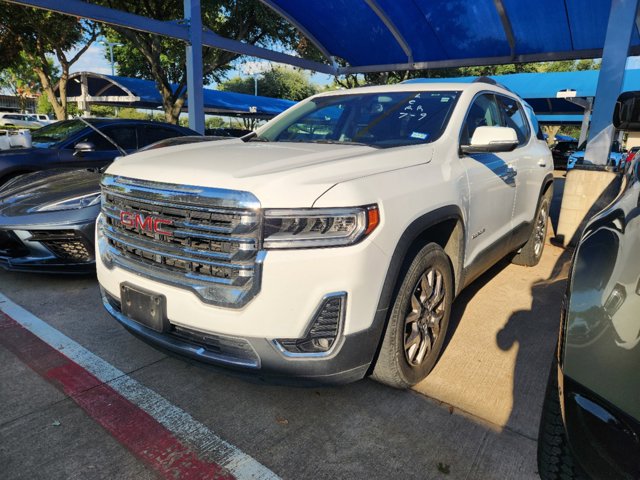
[
  {"xmin": 184, "ymin": 0, "xmax": 205, "ymax": 134},
  {"xmin": 109, "ymin": 44, "xmax": 115, "ymax": 76},
  {"xmin": 578, "ymin": 99, "xmax": 592, "ymax": 147},
  {"xmin": 585, "ymin": 0, "xmax": 639, "ymax": 164},
  {"xmin": 79, "ymin": 72, "xmax": 91, "ymax": 117},
  {"xmin": 556, "ymin": 0, "xmax": 639, "ymax": 246}
]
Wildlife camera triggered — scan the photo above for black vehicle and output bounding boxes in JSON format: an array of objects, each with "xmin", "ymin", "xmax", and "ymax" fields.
[
  {"xmin": 0, "ymin": 118, "xmax": 196, "ymax": 185},
  {"xmin": 538, "ymin": 92, "xmax": 640, "ymax": 479},
  {"xmin": 551, "ymin": 140, "xmax": 578, "ymax": 170},
  {"xmin": 0, "ymin": 136, "xmax": 228, "ymax": 273}
]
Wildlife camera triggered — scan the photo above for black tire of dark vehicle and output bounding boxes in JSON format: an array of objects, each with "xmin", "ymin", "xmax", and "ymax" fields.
[
  {"xmin": 512, "ymin": 190, "xmax": 551, "ymax": 267},
  {"xmin": 537, "ymin": 359, "xmax": 588, "ymax": 480},
  {"xmin": 371, "ymin": 243, "xmax": 453, "ymax": 389}
]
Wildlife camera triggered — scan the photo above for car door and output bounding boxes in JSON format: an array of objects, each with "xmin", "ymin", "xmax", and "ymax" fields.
[
  {"xmin": 60, "ymin": 125, "xmax": 139, "ymax": 169},
  {"xmin": 495, "ymin": 94, "xmax": 543, "ymax": 240},
  {"xmin": 458, "ymin": 92, "xmax": 517, "ymax": 270}
]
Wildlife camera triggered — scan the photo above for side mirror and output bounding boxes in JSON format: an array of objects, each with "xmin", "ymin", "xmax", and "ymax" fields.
[
  {"xmin": 461, "ymin": 126, "xmax": 519, "ymax": 154},
  {"xmin": 74, "ymin": 141, "xmax": 95, "ymax": 156},
  {"xmin": 613, "ymin": 91, "xmax": 640, "ymax": 131}
]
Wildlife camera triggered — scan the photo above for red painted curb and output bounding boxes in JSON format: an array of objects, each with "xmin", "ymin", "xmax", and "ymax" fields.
[{"xmin": 0, "ymin": 312, "xmax": 235, "ymax": 480}]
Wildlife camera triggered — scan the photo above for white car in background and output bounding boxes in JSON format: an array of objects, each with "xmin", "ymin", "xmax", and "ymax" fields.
[
  {"xmin": 0, "ymin": 113, "xmax": 43, "ymax": 128},
  {"xmin": 34, "ymin": 114, "xmax": 55, "ymax": 125}
]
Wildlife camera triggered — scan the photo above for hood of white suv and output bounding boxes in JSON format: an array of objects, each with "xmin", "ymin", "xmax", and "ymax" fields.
[{"xmin": 104, "ymin": 140, "xmax": 432, "ymax": 207}]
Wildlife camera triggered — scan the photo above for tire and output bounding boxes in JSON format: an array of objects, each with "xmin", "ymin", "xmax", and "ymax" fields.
[
  {"xmin": 512, "ymin": 189, "xmax": 551, "ymax": 267},
  {"xmin": 372, "ymin": 243, "xmax": 453, "ymax": 389},
  {"xmin": 538, "ymin": 359, "xmax": 588, "ymax": 480}
]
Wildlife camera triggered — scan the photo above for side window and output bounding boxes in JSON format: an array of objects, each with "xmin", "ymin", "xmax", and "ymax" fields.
[
  {"xmin": 498, "ymin": 95, "xmax": 530, "ymax": 146},
  {"xmin": 77, "ymin": 127, "xmax": 138, "ymax": 151},
  {"xmin": 139, "ymin": 126, "xmax": 182, "ymax": 148},
  {"xmin": 461, "ymin": 93, "xmax": 502, "ymax": 145}
]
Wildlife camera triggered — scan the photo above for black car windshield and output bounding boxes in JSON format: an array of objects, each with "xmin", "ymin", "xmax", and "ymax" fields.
[
  {"xmin": 255, "ymin": 91, "xmax": 460, "ymax": 148},
  {"xmin": 31, "ymin": 119, "xmax": 90, "ymax": 148}
]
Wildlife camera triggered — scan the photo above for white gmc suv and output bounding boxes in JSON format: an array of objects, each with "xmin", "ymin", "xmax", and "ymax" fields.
[{"xmin": 96, "ymin": 80, "xmax": 553, "ymax": 387}]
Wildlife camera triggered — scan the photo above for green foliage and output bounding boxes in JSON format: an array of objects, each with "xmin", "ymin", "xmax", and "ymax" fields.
[
  {"xmin": 90, "ymin": 105, "xmax": 116, "ymax": 117},
  {"xmin": 0, "ymin": 52, "xmax": 59, "ymax": 99},
  {"xmin": 205, "ymin": 116, "xmax": 226, "ymax": 129},
  {"xmin": 0, "ymin": 4, "xmax": 98, "ymax": 120},
  {"xmin": 219, "ymin": 67, "xmax": 318, "ymax": 101},
  {"xmin": 37, "ymin": 94, "xmax": 53, "ymax": 115}
]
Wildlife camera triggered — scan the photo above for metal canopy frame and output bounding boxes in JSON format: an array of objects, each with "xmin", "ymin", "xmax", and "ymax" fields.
[{"xmin": 4, "ymin": 0, "xmax": 336, "ymax": 74}]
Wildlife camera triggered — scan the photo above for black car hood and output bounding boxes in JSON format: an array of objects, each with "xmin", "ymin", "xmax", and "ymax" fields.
[{"xmin": 0, "ymin": 168, "xmax": 100, "ymax": 216}]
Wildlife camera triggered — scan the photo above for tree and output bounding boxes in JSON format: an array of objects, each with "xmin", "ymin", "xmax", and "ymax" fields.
[
  {"xmin": 0, "ymin": 5, "xmax": 98, "ymax": 120},
  {"xmin": 219, "ymin": 66, "xmax": 318, "ymax": 101},
  {"xmin": 0, "ymin": 52, "xmax": 60, "ymax": 112},
  {"xmin": 100, "ymin": 0, "xmax": 303, "ymax": 123}
]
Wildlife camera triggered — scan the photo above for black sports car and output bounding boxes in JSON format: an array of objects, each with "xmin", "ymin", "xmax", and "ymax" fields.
[
  {"xmin": 0, "ymin": 136, "xmax": 230, "ymax": 273},
  {"xmin": 538, "ymin": 92, "xmax": 640, "ymax": 479},
  {"xmin": 0, "ymin": 118, "xmax": 195, "ymax": 185}
]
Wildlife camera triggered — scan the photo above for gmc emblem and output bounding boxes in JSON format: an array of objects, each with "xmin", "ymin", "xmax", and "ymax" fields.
[{"xmin": 119, "ymin": 211, "xmax": 173, "ymax": 236}]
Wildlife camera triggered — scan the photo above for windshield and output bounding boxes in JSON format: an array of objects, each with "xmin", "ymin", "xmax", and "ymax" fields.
[
  {"xmin": 256, "ymin": 91, "xmax": 460, "ymax": 148},
  {"xmin": 31, "ymin": 119, "xmax": 89, "ymax": 148}
]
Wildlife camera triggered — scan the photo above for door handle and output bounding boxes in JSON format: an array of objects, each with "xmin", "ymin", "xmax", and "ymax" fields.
[{"xmin": 537, "ymin": 159, "xmax": 547, "ymax": 167}]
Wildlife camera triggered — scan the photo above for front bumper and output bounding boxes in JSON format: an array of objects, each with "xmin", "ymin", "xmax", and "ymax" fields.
[
  {"xmin": 97, "ymin": 226, "xmax": 391, "ymax": 383},
  {"xmin": 0, "ymin": 221, "xmax": 96, "ymax": 273},
  {"xmin": 102, "ymin": 287, "xmax": 380, "ymax": 384}
]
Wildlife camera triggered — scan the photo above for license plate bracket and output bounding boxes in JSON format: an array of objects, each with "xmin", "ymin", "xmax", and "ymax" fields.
[{"xmin": 120, "ymin": 283, "xmax": 168, "ymax": 333}]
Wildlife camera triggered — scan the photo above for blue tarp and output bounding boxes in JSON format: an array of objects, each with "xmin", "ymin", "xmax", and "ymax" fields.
[
  {"xmin": 269, "ymin": 0, "xmax": 640, "ymax": 69},
  {"xmin": 64, "ymin": 72, "xmax": 296, "ymax": 118},
  {"xmin": 405, "ymin": 70, "xmax": 640, "ymax": 115}
]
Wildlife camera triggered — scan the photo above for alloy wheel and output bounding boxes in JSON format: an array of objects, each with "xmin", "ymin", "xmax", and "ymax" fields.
[{"xmin": 403, "ymin": 267, "xmax": 446, "ymax": 367}]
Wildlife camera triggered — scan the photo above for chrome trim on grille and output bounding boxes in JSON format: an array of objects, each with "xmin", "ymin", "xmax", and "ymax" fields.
[
  {"xmin": 102, "ymin": 174, "xmax": 260, "ymax": 209},
  {"xmin": 99, "ymin": 175, "xmax": 264, "ymax": 308}
]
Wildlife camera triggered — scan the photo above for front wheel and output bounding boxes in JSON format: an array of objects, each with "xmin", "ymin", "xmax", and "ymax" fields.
[{"xmin": 371, "ymin": 243, "xmax": 453, "ymax": 389}]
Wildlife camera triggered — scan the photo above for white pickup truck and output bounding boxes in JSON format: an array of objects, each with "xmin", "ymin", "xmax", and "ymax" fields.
[{"xmin": 97, "ymin": 79, "xmax": 553, "ymax": 387}]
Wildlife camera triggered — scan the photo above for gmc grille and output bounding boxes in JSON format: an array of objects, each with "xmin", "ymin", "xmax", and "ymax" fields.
[{"xmin": 100, "ymin": 175, "xmax": 263, "ymax": 308}]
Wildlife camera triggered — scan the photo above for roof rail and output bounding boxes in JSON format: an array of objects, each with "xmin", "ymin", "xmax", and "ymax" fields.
[{"xmin": 473, "ymin": 76, "xmax": 513, "ymax": 93}]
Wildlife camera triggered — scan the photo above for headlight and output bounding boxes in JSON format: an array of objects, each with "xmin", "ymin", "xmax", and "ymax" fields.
[
  {"xmin": 263, "ymin": 205, "xmax": 379, "ymax": 249},
  {"xmin": 34, "ymin": 192, "xmax": 101, "ymax": 212}
]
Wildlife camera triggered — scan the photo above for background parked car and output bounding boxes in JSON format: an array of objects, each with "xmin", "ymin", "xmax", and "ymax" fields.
[
  {"xmin": 0, "ymin": 112, "xmax": 43, "ymax": 128},
  {"xmin": 0, "ymin": 136, "xmax": 228, "ymax": 273},
  {"xmin": 550, "ymin": 140, "xmax": 578, "ymax": 169},
  {"xmin": 538, "ymin": 91, "xmax": 640, "ymax": 480},
  {"xmin": 567, "ymin": 140, "xmax": 625, "ymax": 170},
  {"xmin": 34, "ymin": 113, "xmax": 55, "ymax": 125},
  {"xmin": 0, "ymin": 118, "xmax": 196, "ymax": 185}
]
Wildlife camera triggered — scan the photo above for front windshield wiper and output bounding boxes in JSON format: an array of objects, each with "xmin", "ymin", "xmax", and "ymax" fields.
[
  {"xmin": 309, "ymin": 139, "xmax": 370, "ymax": 146},
  {"xmin": 77, "ymin": 117, "xmax": 127, "ymax": 156}
]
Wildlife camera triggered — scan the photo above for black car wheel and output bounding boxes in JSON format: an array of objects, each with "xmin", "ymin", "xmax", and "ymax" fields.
[{"xmin": 371, "ymin": 243, "xmax": 453, "ymax": 389}]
